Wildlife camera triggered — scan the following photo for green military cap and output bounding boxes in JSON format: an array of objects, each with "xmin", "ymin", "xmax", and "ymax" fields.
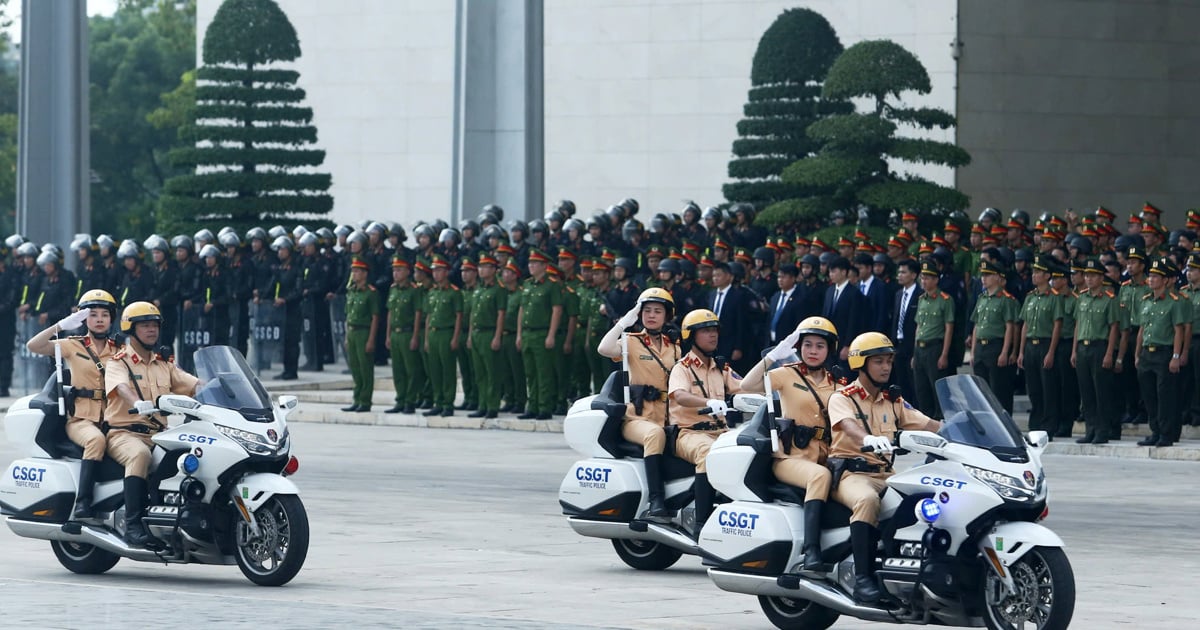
[
  {"xmin": 1031, "ymin": 256, "xmax": 1051, "ymax": 272},
  {"xmin": 919, "ymin": 260, "xmax": 939, "ymax": 276},
  {"xmin": 1070, "ymin": 260, "xmax": 1086, "ymax": 274},
  {"xmin": 1126, "ymin": 246, "xmax": 1146, "ymax": 261},
  {"xmin": 979, "ymin": 259, "xmax": 1002, "ymax": 275},
  {"xmin": 1148, "ymin": 258, "xmax": 1174, "ymax": 277},
  {"xmin": 1082, "ymin": 258, "xmax": 1104, "ymax": 274},
  {"xmin": 1188, "ymin": 253, "xmax": 1200, "ymax": 270},
  {"xmin": 1049, "ymin": 261, "xmax": 1067, "ymax": 278}
]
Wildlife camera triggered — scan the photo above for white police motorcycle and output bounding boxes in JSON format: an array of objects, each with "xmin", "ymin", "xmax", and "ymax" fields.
[
  {"xmin": 0, "ymin": 346, "xmax": 309, "ymax": 586},
  {"xmin": 558, "ymin": 372, "xmax": 764, "ymax": 569},
  {"xmin": 700, "ymin": 374, "xmax": 1074, "ymax": 630}
]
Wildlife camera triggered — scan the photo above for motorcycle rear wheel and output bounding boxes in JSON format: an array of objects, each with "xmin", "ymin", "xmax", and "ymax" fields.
[
  {"xmin": 758, "ymin": 595, "xmax": 839, "ymax": 630},
  {"xmin": 51, "ymin": 540, "xmax": 120, "ymax": 575},
  {"xmin": 233, "ymin": 494, "xmax": 310, "ymax": 586},
  {"xmin": 610, "ymin": 538, "xmax": 683, "ymax": 570},
  {"xmin": 982, "ymin": 546, "xmax": 1075, "ymax": 630}
]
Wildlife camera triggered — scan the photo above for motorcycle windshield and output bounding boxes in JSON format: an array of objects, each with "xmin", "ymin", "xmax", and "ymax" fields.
[
  {"xmin": 193, "ymin": 346, "xmax": 273, "ymax": 418},
  {"xmin": 935, "ymin": 375, "xmax": 1026, "ymax": 456}
]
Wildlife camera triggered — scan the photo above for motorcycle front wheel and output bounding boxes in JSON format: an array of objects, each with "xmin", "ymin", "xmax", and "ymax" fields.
[
  {"xmin": 233, "ymin": 494, "xmax": 310, "ymax": 586},
  {"xmin": 982, "ymin": 546, "xmax": 1075, "ymax": 630},
  {"xmin": 51, "ymin": 540, "xmax": 120, "ymax": 574},
  {"xmin": 610, "ymin": 538, "xmax": 683, "ymax": 570}
]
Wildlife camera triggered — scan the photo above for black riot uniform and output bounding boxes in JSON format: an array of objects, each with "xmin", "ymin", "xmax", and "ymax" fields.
[
  {"xmin": 300, "ymin": 248, "xmax": 333, "ymax": 370},
  {"xmin": 74, "ymin": 257, "xmax": 110, "ymax": 299},
  {"xmin": 0, "ymin": 263, "xmax": 18, "ymax": 395},
  {"xmin": 226, "ymin": 252, "xmax": 255, "ymax": 358},
  {"xmin": 150, "ymin": 258, "xmax": 180, "ymax": 349},
  {"xmin": 34, "ymin": 267, "xmax": 78, "ymax": 326},
  {"xmin": 200, "ymin": 260, "xmax": 233, "ymax": 346},
  {"xmin": 367, "ymin": 244, "xmax": 392, "ymax": 365},
  {"xmin": 116, "ymin": 260, "xmax": 153, "ymax": 308},
  {"xmin": 272, "ymin": 253, "xmax": 304, "ymax": 379}
]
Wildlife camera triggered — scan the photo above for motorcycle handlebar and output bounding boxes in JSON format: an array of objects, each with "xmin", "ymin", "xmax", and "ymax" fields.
[{"xmin": 698, "ymin": 407, "xmax": 711, "ymax": 415}]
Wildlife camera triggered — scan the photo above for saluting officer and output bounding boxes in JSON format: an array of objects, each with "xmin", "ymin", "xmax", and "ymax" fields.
[
  {"xmin": 967, "ymin": 259, "xmax": 1020, "ymax": 413},
  {"xmin": 384, "ymin": 257, "xmax": 422, "ymax": 414},
  {"xmin": 466, "ymin": 254, "xmax": 506, "ymax": 419},
  {"xmin": 1135, "ymin": 259, "xmax": 1189, "ymax": 447},
  {"xmin": 422, "ymin": 257, "xmax": 464, "ymax": 417},
  {"xmin": 1071, "ymin": 258, "xmax": 1120, "ymax": 443},
  {"xmin": 1018, "ymin": 256, "xmax": 1065, "ymax": 435},
  {"xmin": 342, "ymin": 257, "xmax": 379, "ymax": 412},
  {"xmin": 516, "ymin": 249, "xmax": 562, "ymax": 420},
  {"xmin": 912, "ymin": 261, "xmax": 954, "ymax": 419}
]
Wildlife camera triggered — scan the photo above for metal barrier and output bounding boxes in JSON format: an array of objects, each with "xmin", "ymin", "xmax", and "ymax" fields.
[
  {"xmin": 251, "ymin": 301, "xmax": 283, "ymax": 377},
  {"xmin": 14, "ymin": 317, "xmax": 50, "ymax": 395},
  {"xmin": 178, "ymin": 306, "xmax": 208, "ymax": 374},
  {"xmin": 330, "ymin": 293, "xmax": 347, "ymax": 363}
]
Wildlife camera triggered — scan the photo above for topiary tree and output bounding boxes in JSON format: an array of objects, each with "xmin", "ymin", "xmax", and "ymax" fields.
[
  {"xmin": 722, "ymin": 8, "xmax": 849, "ymax": 210},
  {"xmin": 157, "ymin": 0, "xmax": 332, "ymax": 235},
  {"xmin": 759, "ymin": 39, "xmax": 970, "ymax": 230}
]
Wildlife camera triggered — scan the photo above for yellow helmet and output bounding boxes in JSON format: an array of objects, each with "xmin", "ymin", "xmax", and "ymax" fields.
[
  {"xmin": 847, "ymin": 332, "xmax": 895, "ymax": 370},
  {"xmin": 77, "ymin": 289, "xmax": 117, "ymax": 312},
  {"xmin": 120, "ymin": 301, "xmax": 162, "ymax": 332},
  {"xmin": 793, "ymin": 316, "xmax": 838, "ymax": 348},
  {"xmin": 680, "ymin": 309, "xmax": 720, "ymax": 340},
  {"xmin": 638, "ymin": 287, "xmax": 675, "ymax": 319}
]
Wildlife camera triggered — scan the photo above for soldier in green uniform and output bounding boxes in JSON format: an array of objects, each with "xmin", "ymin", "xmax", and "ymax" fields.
[
  {"xmin": 1134, "ymin": 258, "xmax": 1189, "ymax": 447},
  {"xmin": 1018, "ymin": 256, "xmax": 1065, "ymax": 434},
  {"xmin": 517, "ymin": 249, "xmax": 563, "ymax": 419},
  {"xmin": 466, "ymin": 255, "xmax": 505, "ymax": 419},
  {"xmin": 1050, "ymin": 262, "xmax": 1080, "ymax": 437},
  {"xmin": 967, "ymin": 259, "xmax": 1020, "ymax": 413},
  {"xmin": 912, "ymin": 261, "xmax": 955, "ymax": 418},
  {"xmin": 1183, "ymin": 253, "xmax": 1200, "ymax": 427},
  {"xmin": 559, "ymin": 249, "xmax": 590, "ymax": 401},
  {"xmin": 422, "ymin": 257, "xmax": 464, "ymax": 417},
  {"xmin": 1071, "ymin": 258, "xmax": 1120, "ymax": 443},
  {"xmin": 587, "ymin": 258, "xmax": 615, "ymax": 392},
  {"xmin": 342, "ymin": 257, "xmax": 379, "ymax": 412},
  {"xmin": 499, "ymin": 260, "xmax": 526, "ymax": 413},
  {"xmin": 456, "ymin": 259, "xmax": 479, "ymax": 411},
  {"xmin": 1116, "ymin": 247, "xmax": 1150, "ymax": 424},
  {"xmin": 411, "ymin": 260, "xmax": 433, "ymax": 409},
  {"xmin": 550, "ymin": 258, "xmax": 579, "ymax": 413},
  {"xmin": 384, "ymin": 257, "xmax": 422, "ymax": 414}
]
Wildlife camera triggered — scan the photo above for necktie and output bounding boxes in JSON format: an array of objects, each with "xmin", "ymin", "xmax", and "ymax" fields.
[
  {"xmin": 898, "ymin": 288, "xmax": 910, "ymax": 338},
  {"xmin": 833, "ymin": 287, "xmax": 841, "ymax": 308},
  {"xmin": 860, "ymin": 280, "xmax": 867, "ymax": 294},
  {"xmin": 715, "ymin": 290, "xmax": 725, "ymax": 316},
  {"xmin": 771, "ymin": 291, "xmax": 787, "ymax": 335}
]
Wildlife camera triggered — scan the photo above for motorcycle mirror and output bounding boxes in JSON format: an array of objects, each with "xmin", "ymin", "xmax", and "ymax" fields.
[
  {"xmin": 1027, "ymin": 430, "xmax": 1049, "ymax": 449},
  {"xmin": 278, "ymin": 395, "xmax": 298, "ymax": 410}
]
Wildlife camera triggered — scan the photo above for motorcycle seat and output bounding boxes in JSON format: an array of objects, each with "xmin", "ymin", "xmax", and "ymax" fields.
[{"xmin": 766, "ymin": 482, "xmax": 853, "ymax": 528}]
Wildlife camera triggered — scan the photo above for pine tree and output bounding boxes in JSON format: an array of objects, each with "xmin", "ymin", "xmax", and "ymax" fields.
[
  {"xmin": 722, "ymin": 8, "xmax": 848, "ymax": 210},
  {"xmin": 157, "ymin": 0, "xmax": 331, "ymax": 235}
]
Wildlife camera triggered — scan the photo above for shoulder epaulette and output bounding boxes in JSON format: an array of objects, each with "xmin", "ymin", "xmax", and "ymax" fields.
[
  {"xmin": 1104, "ymin": 290, "xmax": 1115, "ymax": 298},
  {"xmin": 840, "ymin": 383, "xmax": 867, "ymax": 400},
  {"xmin": 1142, "ymin": 293, "xmax": 1153, "ymax": 300},
  {"xmin": 1122, "ymin": 279, "xmax": 1132, "ymax": 286},
  {"xmin": 452, "ymin": 285, "xmax": 460, "ymax": 291},
  {"xmin": 942, "ymin": 293, "xmax": 951, "ymax": 300},
  {"xmin": 112, "ymin": 349, "xmax": 127, "ymax": 360},
  {"xmin": 368, "ymin": 285, "xmax": 377, "ymax": 291},
  {"xmin": 1171, "ymin": 292, "xmax": 1180, "ymax": 301},
  {"xmin": 1050, "ymin": 288, "xmax": 1060, "ymax": 296},
  {"xmin": 1000, "ymin": 291, "xmax": 1014, "ymax": 299}
]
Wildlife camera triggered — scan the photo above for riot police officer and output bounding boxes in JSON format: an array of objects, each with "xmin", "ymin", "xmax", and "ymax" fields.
[{"xmin": 270, "ymin": 236, "xmax": 303, "ymax": 380}]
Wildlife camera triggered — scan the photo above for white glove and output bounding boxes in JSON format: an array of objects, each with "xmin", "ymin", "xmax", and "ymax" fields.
[
  {"xmin": 133, "ymin": 400, "xmax": 157, "ymax": 416},
  {"xmin": 617, "ymin": 300, "xmax": 643, "ymax": 329},
  {"xmin": 704, "ymin": 399, "xmax": 729, "ymax": 417},
  {"xmin": 56, "ymin": 309, "xmax": 90, "ymax": 331},
  {"xmin": 862, "ymin": 435, "xmax": 894, "ymax": 454},
  {"xmin": 766, "ymin": 328, "xmax": 803, "ymax": 362}
]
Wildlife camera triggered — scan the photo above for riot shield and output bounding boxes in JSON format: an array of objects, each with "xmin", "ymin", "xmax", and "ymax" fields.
[
  {"xmin": 330, "ymin": 293, "xmax": 347, "ymax": 363},
  {"xmin": 300, "ymin": 295, "xmax": 316, "ymax": 368},
  {"xmin": 14, "ymin": 316, "xmax": 50, "ymax": 395},
  {"xmin": 178, "ymin": 306, "xmax": 208, "ymax": 374},
  {"xmin": 251, "ymin": 301, "xmax": 284, "ymax": 376}
]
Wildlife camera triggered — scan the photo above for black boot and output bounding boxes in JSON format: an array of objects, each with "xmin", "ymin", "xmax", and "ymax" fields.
[
  {"xmin": 851, "ymin": 522, "xmax": 882, "ymax": 603},
  {"xmin": 641, "ymin": 455, "xmax": 673, "ymax": 521},
  {"xmin": 692, "ymin": 473, "xmax": 715, "ymax": 538},
  {"xmin": 72, "ymin": 460, "xmax": 97, "ymax": 520},
  {"xmin": 800, "ymin": 500, "xmax": 832, "ymax": 574},
  {"xmin": 123, "ymin": 477, "xmax": 151, "ymax": 548}
]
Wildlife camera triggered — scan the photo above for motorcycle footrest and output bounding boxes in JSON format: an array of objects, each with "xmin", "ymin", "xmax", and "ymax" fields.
[
  {"xmin": 776, "ymin": 574, "xmax": 801, "ymax": 590},
  {"xmin": 628, "ymin": 520, "xmax": 649, "ymax": 533},
  {"xmin": 60, "ymin": 522, "xmax": 82, "ymax": 535}
]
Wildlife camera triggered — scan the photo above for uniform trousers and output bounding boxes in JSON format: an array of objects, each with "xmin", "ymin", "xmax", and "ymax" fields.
[
  {"xmin": 971, "ymin": 339, "xmax": 1014, "ymax": 414},
  {"xmin": 346, "ymin": 327, "xmax": 374, "ymax": 408},
  {"xmin": 66, "ymin": 417, "xmax": 106, "ymax": 461},
  {"xmin": 1075, "ymin": 341, "xmax": 1117, "ymax": 440},
  {"xmin": 914, "ymin": 343, "xmax": 951, "ymax": 418},
  {"xmin": 772, "ymin": 457, "xmax": 832, "ymax": 502},
  {"xmin": 469, "ymin": 330, "xmax": 502, "ymax": 413},
  {"xmin": 622, "ymin": 417, "xmax": 666, "ymax": 456},
  {"xmin": 426, "ymin": 329, "xmax": 457, "ymax": 408},
  {"xmin": 500, "ymin": 331, "xmax": 525, "ymax": 409},
  {"xmin": 106, "ymin": 430, "xmax": 154, "ymax": 478},
  {"xmin": 388, "ymin": 330, "xmax": 417, "ymax": 407},
  {"xmin": 832, "ymin": 471, "xmax": 890, "ymax": 527},
  {"xmin": 1022, "ymin": 339, "xmax": 1061, "ymax": 432},
  {"xmin": 675, "ymin": 428, "xmax": 723, "ymax": 473},
  {"xmin": 1138, "ymin": 348, "xmax": 1180, "ymax": 442},
  {"xmin": 521, "ymin": 330, "xmax": 555, "ymax": 414}
]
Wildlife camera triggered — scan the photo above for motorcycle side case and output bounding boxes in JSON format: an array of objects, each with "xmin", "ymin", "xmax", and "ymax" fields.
[
  {"xmin": 559, "ymin": 458, "xmax": 644, "ymax": 522},
  {"xmin": 3, "ymin": 396, "xmax": 53, "ymax": 458},
  {"xmin": 563, "ymin": 400, "xmax": 616, "ymax": 458},
  {"xmin": 704, "ymin": 427, "xmax": 762, "ymax": 502},
  {"xmin": 699, "ymin": 501, "xmax": 803, "ymax": 576},
  {"xmin": 0, "ymin": 458, "xmax": 78, "ymax": 522}
]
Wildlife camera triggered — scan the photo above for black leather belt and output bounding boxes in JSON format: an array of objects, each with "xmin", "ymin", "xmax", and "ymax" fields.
[
  {"xmin": 347, "ymin": 323, "xmax": 370, "ymax": 330},
  {"xmin": 688, "ymin": 421, "xmax": 727, "ymax": 431},
  {"xmin": 917, "ymin": 340, "xmax": 940, "ymax": 348},
  {"xmin": 72, "ymin": 387, "xmax": 104, "ymax": 401},
  {"xmin": 1080, "ymin": 339, "xmax": 1106, "ymax": 346},
  {"xmin": 1144, "ymin": 345, "xmax": 1166, "ymax": 352},
  {"xmin": 105, "ymin": 423, "xmax": 156, "ymax": 435},
  {"xmin": 1027, "ymin": 337, "xmax": 1049, "ymax": 345},
  {"xmin": 391, "ymin": 327, "xmax": 413, "ymax": 333}
]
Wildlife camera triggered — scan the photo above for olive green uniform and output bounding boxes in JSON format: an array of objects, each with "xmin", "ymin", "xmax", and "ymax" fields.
[
  {"xmin": 467, "ymin": 280, "xmax": 505, "ymax": 414},
  {"xmin": 567, "ymin": 278, "xmax": 592, "ymax": 400},
  {"xmin": 500, "ymin": 284, "xmax": 526, "ymax": 411},
  {"xmin": 913, "ymin": 289, "xmax": 954, "ymax": 418},
  {"xmin": 519, "ymin": 276, "xmax": 563, "ymax": 415},
  {"xmin": 1185, "ymin": 285, "xmax": 1200, "ymax": 423},
  {"xmin": 423, "ymin": 284, "xmax": 464, "ymax": 410},
  {"xmin": 1117, "ymin": 278, "xmax": 1151, "ymax": 421},
  {"xmin": 970, "ymin": 288, "xmax": 1019, "ymax": 413},
  {"xmin": 387, "ymin": 281, "xmax": 423, "ymax": 409},
  {"xmin": 584, "ymin": 286, "xmax": 613, "ymax": 392},
  {"xmin": 1074, "ymin": 288, "xmax": 1119, "ymax": 440},
  {"xmin": 1136, "ymin": 291, "xmax": 1189, "ymax": 442},
  {"xmin": 1055, "ymin": 289, "xmax": 1080, "ymax": 435},
  {"xmin": 1020, "ymin": 289, "xmax": 1064, "ymax": 433},
  {"xmin": 345, "ymin": 284, "xmax": 380, "ymax": 409},
  {"xmin": 556, "ymin": 279, "xmax": 580, "ymax": 411},
  {"xmin": 458, "ymin": 284, "xmax": 478, "ymax": 410}
]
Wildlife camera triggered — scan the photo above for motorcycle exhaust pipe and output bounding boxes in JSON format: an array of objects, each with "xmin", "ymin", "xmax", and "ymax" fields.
[
  {"xmin": 708, "ymin": 568, "xmax": 896, "ymax": 622},
  {"xmin": 7, "ymin": 519, "xmax": 164, "ymax": 562},
  {"xmin": 568, "ymin": 518, "xmax": 700, "ymax": 553}
]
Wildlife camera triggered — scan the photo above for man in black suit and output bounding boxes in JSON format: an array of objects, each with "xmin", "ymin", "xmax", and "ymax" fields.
[
  {"xmin": 822, "ymin": 256, "xmax": 866, "ymax": 370},
  {"xmin": 854, "ymin": 253, "xmax": 890, "ymax": 333},
  {"xmin": 767, "ymin": 264, "xmax": 805, "ymax": 345},
  {"xmin": 890, "ymin": 259, "xmax": 923, "ymax": 402},
  {"xmin": 707, "ymin": 261, "xmax": 751, "ymax": 373},
  {"xmin": 794, "ymin": 253, "xmax": 826, "ymax": 320}
]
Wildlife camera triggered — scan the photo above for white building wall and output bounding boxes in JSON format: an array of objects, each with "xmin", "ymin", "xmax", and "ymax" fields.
[
  {"xmin": 197, "ymin": 0, "xmax": 457, "ymax": 228},
  {"xmin": 543, "ymin": 0, "xmax": 959, "ymax": 218}
]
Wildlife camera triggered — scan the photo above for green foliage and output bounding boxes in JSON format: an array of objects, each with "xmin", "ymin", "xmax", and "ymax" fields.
[
  {"xmin": 0, "ymin": 0, "xmax": 16, "ymax": 234},
  {"xmin": 202, "ymin": 0, "xmax": 300, "ymax": 66},
  {"xmin": 724, "ymin": 8, "xmax": 844, "ymax": 209},
  {"xmin": 808, "ymin": 224, "xmax": 892, "ymax": 247},
  {"xmin": 89, "ymin": 0, "xmax": 197, "ymax": 239},
  {"xmin": 147, "ymin": 69, "xmax": 196, "ymax": 133},
  {"xmin": 159, "ymin": 0, "xmax": 333, "ymax": 235},
  {"xmin": 759, "ymin": 39, "xmax": 971, "ymax": 230}
]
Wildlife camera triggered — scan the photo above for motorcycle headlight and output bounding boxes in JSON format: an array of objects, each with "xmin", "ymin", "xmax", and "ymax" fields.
[
  {"xmin": 216, "ymin": 424, "xmax": 277, "ymax": 455},
  {"xmin": 964, "ymin": 465, "xmax": 1039, "ymax": 502}
]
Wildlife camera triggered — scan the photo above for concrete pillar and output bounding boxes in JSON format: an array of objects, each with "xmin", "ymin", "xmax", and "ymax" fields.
[
  {"xmin": 452, "ymin": 0, "xmax": 543, "ymax": 224},
  {"xmin": 17, "ymin": 0, "xmax": 89, "ymax": 251}
]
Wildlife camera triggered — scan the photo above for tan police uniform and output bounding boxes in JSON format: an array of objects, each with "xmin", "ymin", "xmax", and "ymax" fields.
[
  {"xmin": 827, "ymin": 380, "xmax": 936, "ymax": 526},
  {"xmin": 103, "ymin": 344, "xmax": 200, "ymax": 478},
  {"xmin": 618, "ymin": 330, "xmax": 680, "ymax": 456},
  {"xmin": 668, "ymin": 350, "xmax": 742, "ymax": 472},
  {"xmin": 55, "ymin": 335, "xmax": 117, "ymax": 461},
  {"xmin": 768, "ymin": 363, "xmax": 837, "ymax": 502}
]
